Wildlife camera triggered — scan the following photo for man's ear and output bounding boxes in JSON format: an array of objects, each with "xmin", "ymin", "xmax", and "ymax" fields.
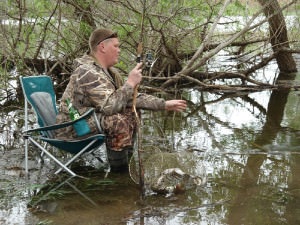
[{"xmin": 97, "ymin": 42, "xmax": 106, "ymax": 53}]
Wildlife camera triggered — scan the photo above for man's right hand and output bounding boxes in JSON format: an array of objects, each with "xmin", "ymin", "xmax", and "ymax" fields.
[{"xmin": 126, "ymin": 62, "xmax": 143, "ymax": 88}]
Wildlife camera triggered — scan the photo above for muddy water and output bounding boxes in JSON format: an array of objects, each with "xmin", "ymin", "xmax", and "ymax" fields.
[{"xmin": 1, "ymin": 62, "xmax": 300, "ymax": 224}]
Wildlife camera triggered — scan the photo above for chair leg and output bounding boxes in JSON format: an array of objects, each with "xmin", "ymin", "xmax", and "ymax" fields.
[
  {"xmin": 65, "ymin": 181, "xmax": 98, "ymax": 206},
  {"xmin": 38, "ymin": 142, "xmax": 48, "ymax": 163},
  {"xmin": 24, "ymin": 97, "xmax": 29, "ymax": 175},
  {"xmin": 28, "ymin": 137, "xmax": 76, "ymax": 177},
  {"xmin": 25, "ymin": 138, "xmax": 29, "ymax": 175},
  {"xmin": 54, "ymin": 139, "xmax": 98, "ymax": 175}
]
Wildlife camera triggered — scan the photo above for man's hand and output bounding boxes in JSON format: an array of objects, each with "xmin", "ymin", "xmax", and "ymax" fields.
[
  {"xmin": 127, "ymin": 62, "xmax": 143, "ymax": 88},
  {"xmin": 165, "ymin": 100, "xmax": 187, "ymax": 112}
]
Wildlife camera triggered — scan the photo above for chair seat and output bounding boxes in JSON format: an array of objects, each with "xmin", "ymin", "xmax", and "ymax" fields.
[{"xmin": 41, "ymin": 134, "xmax": 105, "ymax": 154}]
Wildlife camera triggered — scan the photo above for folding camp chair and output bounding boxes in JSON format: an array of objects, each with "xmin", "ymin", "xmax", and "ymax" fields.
[{"xmin": 20, "ymin": 75, "xmax": 106, "ymax": 177}]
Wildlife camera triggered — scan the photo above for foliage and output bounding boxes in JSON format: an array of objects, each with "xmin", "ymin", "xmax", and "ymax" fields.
[{"xmin": 0, "ymin": 0, "xmax": 299, "ymax": 103}]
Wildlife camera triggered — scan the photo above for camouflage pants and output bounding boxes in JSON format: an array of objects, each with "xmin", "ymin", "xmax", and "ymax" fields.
[{"xmin": 101, "ymin": 108, "xmax": 139, "ymax": 151}]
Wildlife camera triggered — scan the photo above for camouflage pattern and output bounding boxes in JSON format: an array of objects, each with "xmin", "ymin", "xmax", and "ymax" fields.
[
  {"xmin": 55, "ymin": 54, "xmax": 165, "ymax": 150},
  {"xmin": 102, "ymin": 108, "xmax": 138, "ymax": 150}
]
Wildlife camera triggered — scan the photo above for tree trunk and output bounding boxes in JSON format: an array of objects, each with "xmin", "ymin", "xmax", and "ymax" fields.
[{"xmin": 257, "ymin": 0, "xmax": 297, "ymax": 73}]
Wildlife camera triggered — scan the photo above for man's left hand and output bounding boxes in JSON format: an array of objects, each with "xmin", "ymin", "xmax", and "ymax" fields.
[{"xmin": 165, "ymin": 100, "xmax": 187, "ymax": 112}]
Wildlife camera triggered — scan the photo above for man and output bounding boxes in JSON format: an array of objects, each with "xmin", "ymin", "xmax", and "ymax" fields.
[{"xmin": 56, "ymin": 28, "xmax": 187, "ymax": 171}]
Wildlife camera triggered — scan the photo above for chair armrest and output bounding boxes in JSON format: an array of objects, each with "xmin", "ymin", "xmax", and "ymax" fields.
[{"xmin": 23, "ymin": 108, "xmax": 96, "ymax": 134}]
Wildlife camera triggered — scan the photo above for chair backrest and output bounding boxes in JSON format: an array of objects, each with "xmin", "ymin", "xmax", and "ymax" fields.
[{"xmin": 20, "ymin": 75, "xmax": 58, "ymax": 137}]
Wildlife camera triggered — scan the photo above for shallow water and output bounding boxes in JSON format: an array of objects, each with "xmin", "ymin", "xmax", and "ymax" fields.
[{"xmin": 1, "ymin": 60, "xmax": 300, "ymax": 224}]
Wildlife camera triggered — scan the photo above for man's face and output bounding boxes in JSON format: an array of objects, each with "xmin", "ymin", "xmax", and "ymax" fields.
[{"xmin": 104, "ymin": 38, "xmax": 120, "ymax": 67}]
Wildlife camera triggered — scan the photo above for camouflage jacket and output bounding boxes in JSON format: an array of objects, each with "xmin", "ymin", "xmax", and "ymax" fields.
[{"xmin": 55, "ymin": 54, "xmax": 165, "ymax": 139}]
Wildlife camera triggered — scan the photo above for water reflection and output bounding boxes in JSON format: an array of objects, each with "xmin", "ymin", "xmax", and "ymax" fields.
[
  {"xmin": 140, "ymin": 70, "xmax": 300, "ymax": 224},
  {"xmin": 227, "ymin": 72, "xmax": 296, "ymax": 225},
  {"xmin": 26, "ymin": 171, "xmax": 141, "ymax": 224},
  {"xmin": 28, "ymin": 176, "xmax": 98, "ymax": 209}
]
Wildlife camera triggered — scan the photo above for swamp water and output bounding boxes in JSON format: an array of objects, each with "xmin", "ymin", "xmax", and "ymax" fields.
[{"xmin": 1, "ymin": 59, "xmax": 300, "ymax": 225}]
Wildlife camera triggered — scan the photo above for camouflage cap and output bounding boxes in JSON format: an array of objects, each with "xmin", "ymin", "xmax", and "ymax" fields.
[{"xmin": 89, "ymin": 28, "xmax": 118, "ymax": 52}]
